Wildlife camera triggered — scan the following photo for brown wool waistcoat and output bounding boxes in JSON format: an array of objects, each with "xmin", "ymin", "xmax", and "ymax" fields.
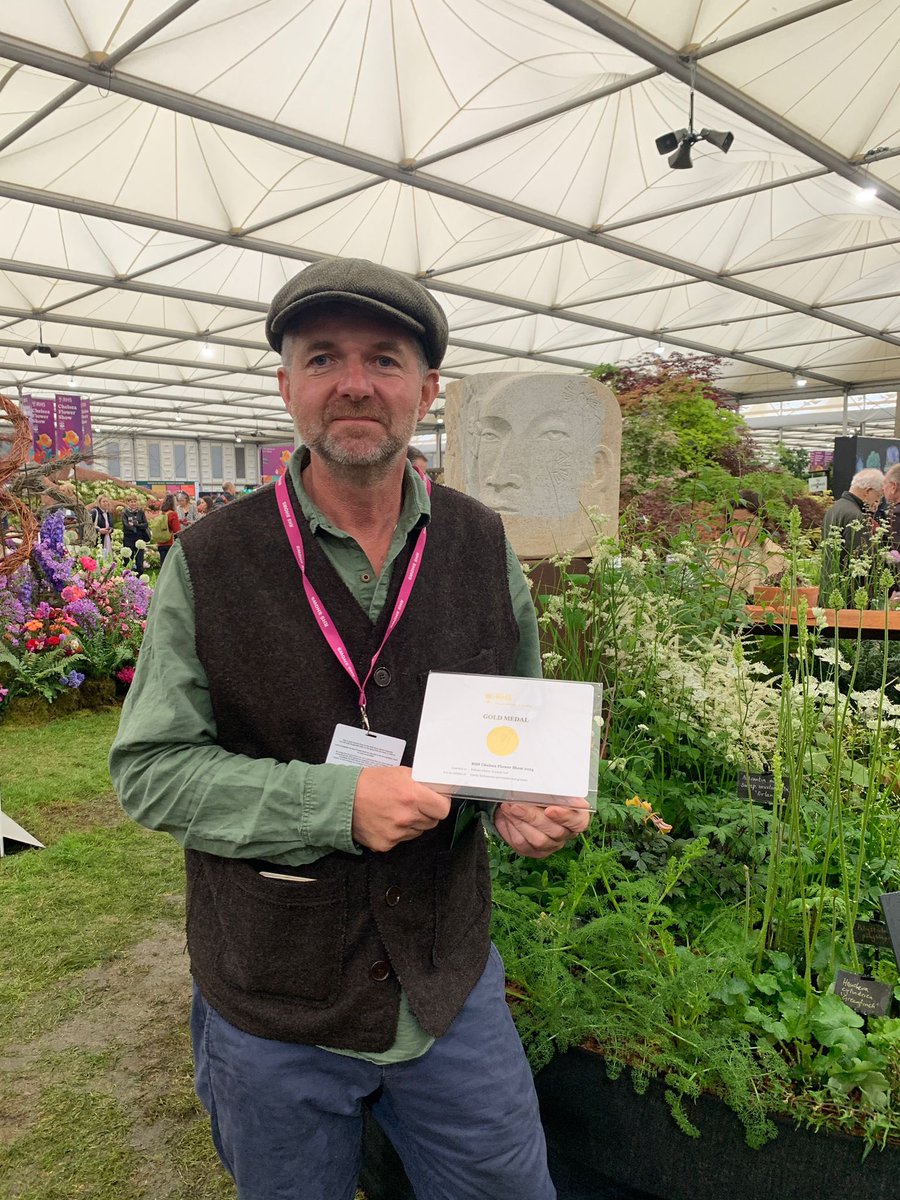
[{"xmin": 178, "ymin": 478, "xmax": 519, "ymax": 1050}]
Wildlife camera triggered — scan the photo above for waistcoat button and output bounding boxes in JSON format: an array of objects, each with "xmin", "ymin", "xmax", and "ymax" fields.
[
  {"xmin": 373, "ymin": 666, "xmax": 392, "ymax": 687},
  {"xmin": 370, "ymin": 960, "xmax": 391, "ymax": 982},
  {"xmin": 384, "ymin": 886, "xmax": 401, "ymax": 906}
]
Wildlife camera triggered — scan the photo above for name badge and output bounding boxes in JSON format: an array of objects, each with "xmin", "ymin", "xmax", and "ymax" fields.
[{"xmin": 325, "ymin": 724, "xmax": 406, "ymax": 768}]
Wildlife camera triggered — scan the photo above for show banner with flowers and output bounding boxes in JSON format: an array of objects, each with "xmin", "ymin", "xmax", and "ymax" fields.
[
  {"xmin": 260, "ymin": 444, "xmax": 294, "ymax": 482},
  {"xmin": 55, "ymin": 393, "xmax": 93, "ymax": 461},
  {"xmin": 24, "ymin": 395, "xmax": 57, "ymax": 463}
]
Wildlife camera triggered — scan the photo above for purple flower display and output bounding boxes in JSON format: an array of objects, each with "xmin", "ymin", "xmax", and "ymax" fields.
[
  {"xmin": 33, "ymin": 511, "xmax": 74, "ymax": 593},
  {"xmin": 60, "ymin": 669, "xmax": 85, "ymax": 689}
]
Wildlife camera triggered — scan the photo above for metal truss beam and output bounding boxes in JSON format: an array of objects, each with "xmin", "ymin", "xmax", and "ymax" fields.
[
  {"xmin": 0, "ymin": 179, "xmax": 893, "ymax": 385},
  {"xmin": 414, "ymin": 68, "xmax": 660, "ymax": 169},
  {"xmin": 429, "ymin": 278, "xmax": 847, "ymax": 386},
  {"xmin": 543, "ymin": 1, "xmax": 900, "ymax": 210},
  {"xmin": 690, "ymin": 0, "xmax": 858, "ymax": 59},
  {"xmin": 0, "ymin": 38, "xmax": 895, "ymax": 356},
  {"xmin": 0, "ymin": 0, "xmax": 202, "ymax": 153}
]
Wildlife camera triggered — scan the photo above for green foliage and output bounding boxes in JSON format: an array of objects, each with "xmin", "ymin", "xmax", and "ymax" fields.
[
  {"xmin": 0, "ymin": 643, "xmax": 84, "ymax": 702},
  {"xmin": 507, "ymin": 521, "xmax": 900, "ymax": 1150},
  {"xmin": 775, "ymin": 444, "xmax": 811, "ymax": 480}
]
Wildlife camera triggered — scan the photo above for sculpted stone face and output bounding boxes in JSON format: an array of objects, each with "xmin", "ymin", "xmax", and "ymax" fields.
[{"xmin": 445, "ymin": 373, "xmax": 622, "ymax": 558}]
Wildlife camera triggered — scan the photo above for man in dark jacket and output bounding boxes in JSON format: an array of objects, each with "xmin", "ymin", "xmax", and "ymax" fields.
[
  {"xmin": 110, "ymin": 258, "xmax": 589, "ymax": 1200},
  {"xmin": 820, "ymin": 468, "xmax": 883, "ymax": 604}
]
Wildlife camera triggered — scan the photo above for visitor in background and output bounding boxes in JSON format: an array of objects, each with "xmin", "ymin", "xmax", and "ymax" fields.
[
  {"xmin": 406, "ymin": 445, "xmax": 428, "ymax": 473},
  {"xmin": 214, "ymin": 481, "xmax": 237, "ymax": 508},
  {"xmin": 195, "ymin": 496, "xmax": 210, "ymax": 517},
  {"xmin": 120, "ymin": 493, "xmax": 150, "ymax": 575},
  {"xmin": 174, "ymin": 490, "xmax": 198, "ymax": 530},
  {"xmin": 820, "ymin": 467, "xmax": 884, "ymax": 604},
  {"xmin": 111, "ymin": 256, "xmax": 587, "ymax": 1200},
  {"xmin": 882, "ymin": 464, "xmax": 900, "ymax": 553},
  {"xmin": 148, "ymin": 494, "xmax": 181, "ymax": 566},
  {"xmin": 90, "ymin": 494, "xmax": 114, "ymax": 559}
]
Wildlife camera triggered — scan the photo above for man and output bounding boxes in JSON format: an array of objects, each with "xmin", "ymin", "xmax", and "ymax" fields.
[
  {"xmin": 820, "ymin": 467, "xmax": 883, "ymax": 604},
  {"xmin": 110, "ymin": 257, "xmax": 590, "ymax": 1200},
  {"xmin": 882, "ymin": 463, "xmax": 900, "ymax": 553},
  {"xmin": 214, "ymin": 480, "xmax": 237, "ymax": 507},
  {"xmin": 406, "ymin": 444, "xmax": 428, "ymax": 472}
]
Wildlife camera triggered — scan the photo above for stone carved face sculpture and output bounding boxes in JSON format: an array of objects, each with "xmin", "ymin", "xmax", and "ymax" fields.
[
  {"xmin": 467, "ymin": 382, "xmax": 604, "ymax": 518},
  {"xmin": 446, "ymin": 373, "xmax": 622, "ymax": 558}
]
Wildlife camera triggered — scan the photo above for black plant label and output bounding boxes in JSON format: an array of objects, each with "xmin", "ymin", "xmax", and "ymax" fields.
[
  {"xmin": 736, "ymin": 771, "xmax": 787, "ymax": 808},
  {"xmin": 834, "ymin": 971, "xmax": 892, "ymax": 1017}
]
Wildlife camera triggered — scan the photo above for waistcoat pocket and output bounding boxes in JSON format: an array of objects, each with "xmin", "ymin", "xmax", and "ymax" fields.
[{"xmin": 207, "ymin": 859, "xmax": 347, "ymax": 1006}]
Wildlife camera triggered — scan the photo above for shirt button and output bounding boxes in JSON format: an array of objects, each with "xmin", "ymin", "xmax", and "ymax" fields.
[
  {"xmin": 384, "ymin": 886, "xmax": 401, "ymax": 907},
  {"xmin": 360, "ymin": 571, "xmax": 372, "ymax": 583},
  {"xmin": 373, "ymin": 666, "xmax": 392, "ymax": 687},
  {"xmin": 370, "ymin": 960, "xmax": 391, "ymax": 982}
]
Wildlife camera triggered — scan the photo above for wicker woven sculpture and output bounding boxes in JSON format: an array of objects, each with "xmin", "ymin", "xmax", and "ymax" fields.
[{"xmin": 0, "ymin": 394, "xmax": 39, "ymax": 577}]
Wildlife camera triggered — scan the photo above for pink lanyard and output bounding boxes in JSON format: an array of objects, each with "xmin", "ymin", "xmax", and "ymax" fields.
[{"xmin": 275, "ymin": 469, "xmax": 430, "ymax": 730}]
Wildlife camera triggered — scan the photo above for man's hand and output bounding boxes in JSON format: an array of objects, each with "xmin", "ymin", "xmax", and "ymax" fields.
[
  {"xmin": 352, "ymin": 766, "xmax": 452, "ymax": 853},
  {"xmin": 494, "ymin": 799, "xmax": 591, "ymax": 858}
]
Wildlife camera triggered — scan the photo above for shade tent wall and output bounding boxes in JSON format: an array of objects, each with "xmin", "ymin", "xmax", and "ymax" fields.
[{"xmin": 0, "ymin": 1, "xmax": 899, "ymax": 442}]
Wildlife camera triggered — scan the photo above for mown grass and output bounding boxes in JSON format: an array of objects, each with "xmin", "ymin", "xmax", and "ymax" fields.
[
  {"xmin": 0, "ymin": 709, "xmax": 185, "ymax": 1036},
  {"xmin": 0, "ymin": 707, "xmax": 236, "ymax": 1199},
  {"xmin": 0, "ymin": 707, "xmax": 367, "ymax": 1200}
]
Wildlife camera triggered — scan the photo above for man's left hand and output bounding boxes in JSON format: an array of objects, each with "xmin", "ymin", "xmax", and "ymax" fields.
[{"xmin": 493, "ymin": 800, "xmax": 591, "ymax": 858}]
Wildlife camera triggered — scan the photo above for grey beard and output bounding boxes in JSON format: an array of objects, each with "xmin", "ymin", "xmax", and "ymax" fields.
[{"xmin": 301, "ymin": 424, "xmax": 412, "ymax": 482}]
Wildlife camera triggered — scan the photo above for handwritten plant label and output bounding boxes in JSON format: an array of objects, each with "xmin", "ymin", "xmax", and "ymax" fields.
[
  {"xmin": 853, "ymin": 921, "xmax": 893, "ymax": 951},
  {"xmin": 736, "ymin": 772, "xmax": 787, "ymax": 808},
  {"xmin": 834, "ymin": 971, "xmax": 892, "ymax": 1017}
]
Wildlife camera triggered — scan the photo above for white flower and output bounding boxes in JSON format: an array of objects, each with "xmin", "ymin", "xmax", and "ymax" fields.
[{"xmin": 813, "ymin": 647, "xmax": 851, "ymax": 671}]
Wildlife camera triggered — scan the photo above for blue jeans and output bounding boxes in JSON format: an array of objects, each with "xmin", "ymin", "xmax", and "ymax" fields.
[{"xmin": 192, "ymin": 945, "xmax": 555, "ymax": 1200}]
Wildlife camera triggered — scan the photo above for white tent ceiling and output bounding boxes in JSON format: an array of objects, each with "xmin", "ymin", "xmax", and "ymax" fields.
[{"xmin": 0, "ymin": 0, "xmax": 899, "ymax": 442}]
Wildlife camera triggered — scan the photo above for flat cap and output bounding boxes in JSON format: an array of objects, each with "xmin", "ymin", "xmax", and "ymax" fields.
[{"xmin": 266, "ymin": 257, "xmax": 449, "ymax": 368}]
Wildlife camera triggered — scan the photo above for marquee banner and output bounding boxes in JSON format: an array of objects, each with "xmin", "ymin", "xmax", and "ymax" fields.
[
  {"xmin": 260, "ymin": 444, "xmax": 293, "ymax": 482},
  {"xmin": 25, "ymin": 396, "xmax": 57, "ymax": 463},
  {"xmin": 55, "ymin": 393, "xmax": 93, "ymax": 461}
]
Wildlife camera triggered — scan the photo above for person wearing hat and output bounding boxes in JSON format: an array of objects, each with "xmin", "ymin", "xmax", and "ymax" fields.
[{"xmin": 110, "ymin": 257, "xmax": 589, "ymax": 1200}]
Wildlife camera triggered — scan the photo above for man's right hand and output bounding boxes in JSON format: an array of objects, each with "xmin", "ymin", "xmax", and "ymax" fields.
[{"xmin": 352, "ymin": 766, "xmax": 451, "ymax": 853}]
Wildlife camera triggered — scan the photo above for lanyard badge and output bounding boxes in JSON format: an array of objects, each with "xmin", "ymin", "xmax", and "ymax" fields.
[{"xmin": 275, "ymin": 470, "xmax": 430, "ymax": 731}]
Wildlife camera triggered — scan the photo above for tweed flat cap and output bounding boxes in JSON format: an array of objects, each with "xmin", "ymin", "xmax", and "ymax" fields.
[{"xmin": 266, "ymin": 257, "xmax": 449, "ymax": 368}]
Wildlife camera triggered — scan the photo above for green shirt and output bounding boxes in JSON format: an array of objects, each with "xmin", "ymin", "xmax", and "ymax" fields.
[{"xmin": 110, "ymin": 451, "xmax": 541, "ymax": 1064}]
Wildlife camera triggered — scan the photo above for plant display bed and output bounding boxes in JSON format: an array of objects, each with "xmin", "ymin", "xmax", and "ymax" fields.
[
  {"xmin": 361, "ymin": 1045, "xmax": 899, "ymax": 1200},
  {"xmin": 534, "ymin": 1048, "xmax": 899, "ymax": 1200}
]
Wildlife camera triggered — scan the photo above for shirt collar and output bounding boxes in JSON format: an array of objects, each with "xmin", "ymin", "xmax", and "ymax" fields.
[{"xmin": 285, "ymin": 446, "xmax": 431, "ymax": 539}]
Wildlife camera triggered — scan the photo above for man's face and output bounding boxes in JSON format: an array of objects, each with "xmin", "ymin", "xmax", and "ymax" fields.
[
  {"xmin": 884, "ymin": 479, "xmax": 900, "ymax": 506},
  {"xmin": 277, "ymin": 305, "xmax": 438, "ymax": 473},
  {"xmin": 863, "ymin": 485, "xmax": 883, "ymax": 511}
]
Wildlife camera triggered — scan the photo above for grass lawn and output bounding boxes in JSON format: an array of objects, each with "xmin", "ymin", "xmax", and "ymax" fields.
[
  {"xmin": 1, "ymin": 706, "xmax": 369, "ymax": 1200},
  {"xmin": 0, "ymin": 707, "xmax": 235, "ymax": 1200}
]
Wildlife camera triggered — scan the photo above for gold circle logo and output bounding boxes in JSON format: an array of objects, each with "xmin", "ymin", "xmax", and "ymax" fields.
[{"xmin": 486, "ymin": 725, "xmax": 519, "ymax": 757}]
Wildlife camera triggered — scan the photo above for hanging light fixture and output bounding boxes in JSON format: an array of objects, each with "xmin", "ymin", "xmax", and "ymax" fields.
[
  {"xmin": 200, "ymin": 340, "xmax": 215, "ymax": 359},
  {"xmin": 794, "ymin": 375, "xmax": 808, "ymax": 388},
  {"xmin": 656, "ymin": 70, "xmax": 734, "ymax": 170}
]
